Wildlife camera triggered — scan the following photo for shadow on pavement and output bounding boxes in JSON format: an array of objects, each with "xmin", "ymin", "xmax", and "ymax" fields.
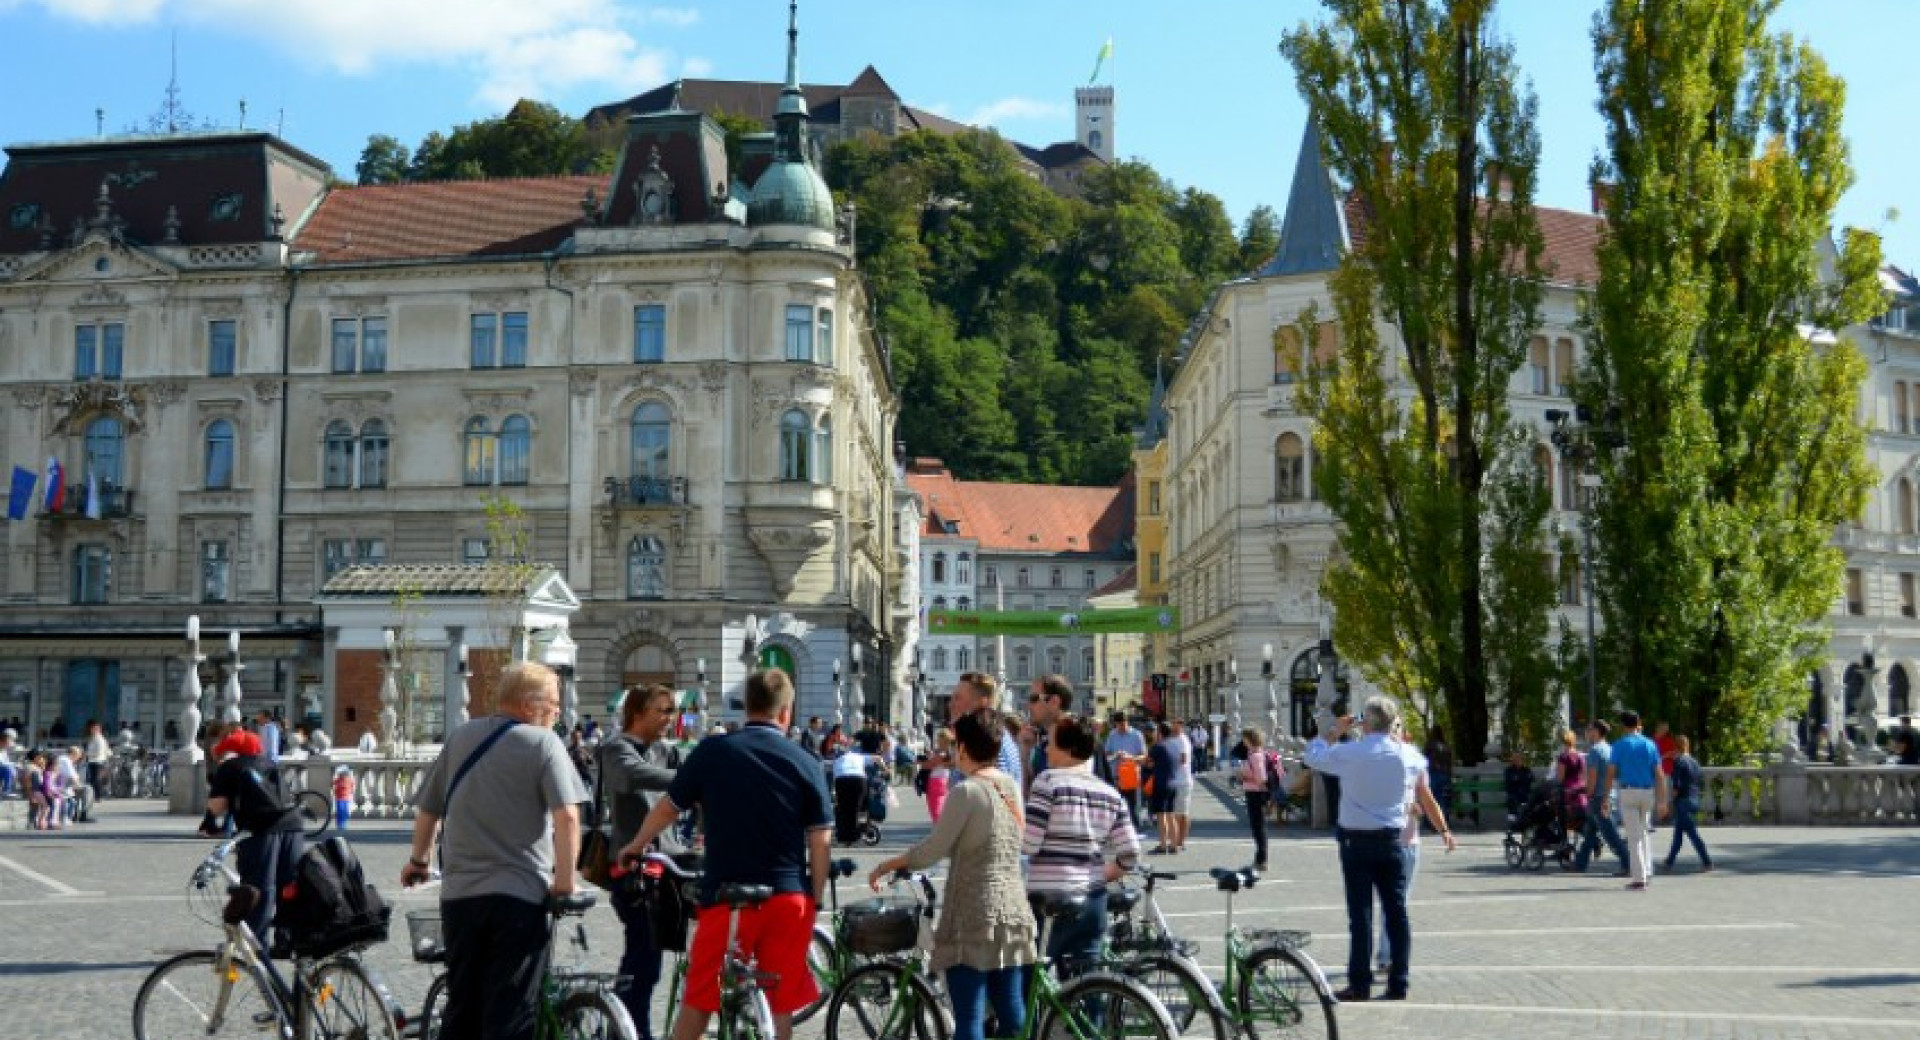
[
  {"xmin": 0, "ymin": 960, "xmax": 154, "ymax": 976},
  {"xmin": 1783, "ymin": 974, "xmax": 1920, "ymax": 989}
]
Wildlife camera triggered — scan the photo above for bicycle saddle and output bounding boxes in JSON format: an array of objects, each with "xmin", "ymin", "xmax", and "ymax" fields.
[
  {"xmin": 222, "ymin": 885, "xmax": 261, "ymax": 926},
  {"xmin": 1106, "ymin": 886, "xmax": 1142, "ymax": 915},
  {"xmin": 550, "ymin": 891, "xmax": 598, "ymax": 915},
  {"xmin": 1210, "ymin": 867, "xmax": 1261, "ymax": 893},
  {"xmin": 832, "ymin": 858, "xmax": 859, "ymax": 879},
  {"xmin": 1038, "ymin": 893, "xmax": 1089, "ymax": 920},
  {"xmin": 716, "ymin": 883, "xmax": 774, "ymax": 908}
]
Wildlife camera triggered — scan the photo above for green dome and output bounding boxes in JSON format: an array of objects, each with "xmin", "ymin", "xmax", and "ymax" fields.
[{"xmin": 748, "ymin": 159, "xmax": 836, "ymax": 230}]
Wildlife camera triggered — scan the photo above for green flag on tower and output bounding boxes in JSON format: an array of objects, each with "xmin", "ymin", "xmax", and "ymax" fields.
[{"xmin": 1089, "ymin": 37, "xmax": 1113, "ymax": 85}]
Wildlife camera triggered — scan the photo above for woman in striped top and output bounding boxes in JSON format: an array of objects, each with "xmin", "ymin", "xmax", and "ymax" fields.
[{"xmin": 1022, "ymin": 717, "xmax": 1140, "ymax": 962}]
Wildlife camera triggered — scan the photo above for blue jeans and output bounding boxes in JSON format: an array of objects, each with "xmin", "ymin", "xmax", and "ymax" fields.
[
  {"xmin": 611, "ymin": 880, "xmax": 664, "ymax": 1039},
  {"xmin": 1337, "ymin": 830, "xmax": 1413, "ymax": 994},
  {"xmin": 947, "ymin": 964, "xmax": 1024, "ymax": 1040},
  {"xmin": 1572, "ymin": 803, "xmax": 1628, "ymax": 871},
  {"xmin": 1377, "ymin": 842, "xmax": 1419, "ymax": 964},
  {"xmin": 1030, "ymin": 889, "xmax": 1108, "ymax": 965},
  {"xmin": 1665, "ymin": 798, "xmax": 1712, "ymax": 869}
]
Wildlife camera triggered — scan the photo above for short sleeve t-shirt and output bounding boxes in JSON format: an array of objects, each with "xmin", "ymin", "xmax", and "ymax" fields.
[
  {"xmin": 1164, "ymin": 734, "xmax": 1193, "ymax": 788},
  {"xmin": 1610, "ymin": 733, "xmax": 1661, "ymax": 790},
  {"xmin": 415, "ymin": 717, "xmax": 588, "ymax": 905},
  {"xmin": 208, "ymin": 755, "xmax": 301, "ymax": 835},
  {"xmin": 1105, "ymin": 729, "xmax": 1146, "ymax": 760},
  {"xmin": 1585, "ymin": 741, "xmax": 1613, "ymax": 804},
  {"xmin": 832, "ymin": 752, "xmax": 871, "ymax": 779},
  {"xmin": 667, "ymin": 722, "xmax": 832, "ymax": 905}
]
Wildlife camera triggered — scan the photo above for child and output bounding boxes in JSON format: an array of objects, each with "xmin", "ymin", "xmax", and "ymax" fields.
[
  {"xmin": 24, "ymin": 753, "xmax": 49, "ymax": 830},
  {"xmin": 331, "ymin": 765, "xmax": 355, "ymax": 831}
]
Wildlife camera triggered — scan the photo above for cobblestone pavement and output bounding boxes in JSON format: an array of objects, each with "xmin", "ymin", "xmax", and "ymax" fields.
[{"xmin": 2, "ymin": 773, "xmax": 1916, "ymax": 1039}]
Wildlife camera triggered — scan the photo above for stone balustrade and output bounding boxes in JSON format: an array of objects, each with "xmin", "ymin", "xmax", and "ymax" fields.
[{"xmin": 280, "ymin": 755, "xmax": 433, "ymax": 821}]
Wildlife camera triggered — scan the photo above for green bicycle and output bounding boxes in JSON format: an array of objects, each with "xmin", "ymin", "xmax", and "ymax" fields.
[
  {"xmin": 640, "ymin": 853, "xmax": 781, "ymax": 1040},
  {"xmin": 796, "ymin": 857, "xmax": 863, "ymax": 1023},
  {"xmin": 822, "ymin": 869, "xmax": 950, "ymax": 1040},
  {"xmin": 1104, "ymin": 865, "xmax": 1337, "ymax": 1040},
  {"xmin": 414, "ymin": 891, "xmax": 636, "ymax": 1040},
  {"xmin": 829, "ymin": 875, "xmax": 1178, "ymax": 1040}
]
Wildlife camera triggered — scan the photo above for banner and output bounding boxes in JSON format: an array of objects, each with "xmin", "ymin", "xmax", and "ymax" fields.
[
  {"xmin": 6, "ymin": 466, "xmax": 33, "ymax": 521},
  {"xmin": 926, "ymin": 606, "xmax": 1179, "ymax": 636},
  {"xmin": 43, "ymin": 456, "xmax": 63, "ymax": 512}
]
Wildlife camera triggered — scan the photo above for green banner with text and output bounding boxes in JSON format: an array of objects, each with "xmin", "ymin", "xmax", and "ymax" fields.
[{"xmin": 926, "ymin": 606, "xmax": 1180, "ymax": 636}]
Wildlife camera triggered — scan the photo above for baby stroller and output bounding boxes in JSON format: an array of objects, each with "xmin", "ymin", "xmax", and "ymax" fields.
[
  {"xmin": 857, "ymin": 759, "xmax": 889, "ymax": 846},
  {"xmin": 1502, "ymin": 779, "xmax": 1576, "ymax": 871}
]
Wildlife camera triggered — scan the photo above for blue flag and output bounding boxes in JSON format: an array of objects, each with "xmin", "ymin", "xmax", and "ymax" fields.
[{"xmin": 6, "ymin": 466, "xmax": 33, "ymax": 521}]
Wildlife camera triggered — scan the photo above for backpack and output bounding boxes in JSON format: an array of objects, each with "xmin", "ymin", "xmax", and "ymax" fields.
[
  {"xmin": 278, "ymin": 836, "xmax": 392, "ymax": 958},
  {"xmin": 1116, "ymin": 757, "xmax": 1140, "ymax": 792}
]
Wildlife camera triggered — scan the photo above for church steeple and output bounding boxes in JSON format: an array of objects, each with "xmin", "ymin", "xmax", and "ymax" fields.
[
  {"xmin": 1260, "ymin": 114, "xmax": 1348, "ymax": 278},
  {"xmin": 747, "ymin": 0, "xmax": 836, "ymax": 231},
  {"xmin": 774, "ymin": 0, "xmax": 808, "ymax": 160}
]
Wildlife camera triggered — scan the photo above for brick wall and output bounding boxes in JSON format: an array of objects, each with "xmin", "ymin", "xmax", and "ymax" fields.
[{"xmin": 334, "ymin": 649, "xmax": 383, "ymax": 745}]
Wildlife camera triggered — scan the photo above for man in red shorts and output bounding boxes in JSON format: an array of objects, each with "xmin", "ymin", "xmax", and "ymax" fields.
[{"xmin": 619, "ymin": 668, "xmax": 830, "ymax": 1040}]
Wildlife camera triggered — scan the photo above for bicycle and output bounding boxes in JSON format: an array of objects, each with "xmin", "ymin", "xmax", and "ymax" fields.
[
  {"xmin": 796, "ymin": 856, "xmax": 863, "ymax": 1024},
  {"xmin": 830, "ymin": 875, "xmax": 1178, "ymax": 1040},
  {"xmin": 134, "ymin": 882, "xmax": 400, "ymax": 1039},
  {"xmin": 635, "ymin": 852, "xmax": 784, "ymax": 1040},
  {"xmin": 1104, "ymin": 865, "xmax": 1338, "ymax": 1040},
  {"xmin": 292, "ymin": 789, "xmax": 334, "ymax": 837},
  {"xmin": 820, "ymin": 869, "xmax": 949, "ymax": 1040},
  {"xmin": 414, "ymin": 890, "xmax": 635, "ymax": 1040}
]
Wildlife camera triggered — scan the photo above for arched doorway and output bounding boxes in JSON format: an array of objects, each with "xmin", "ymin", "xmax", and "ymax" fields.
[
  {"xmin": 1289, "ymin": 646, "xmax": 1350, "ymax": 739},
  {"xmin": 1890, "ymin": 664, "xmax": 1911, "ymax": 717},
  {"xmin": 759, "ymin": 645, "xmax": 798, "ymax": 686},
  {"xmin": 622, "ymin": 643, "xmax": 676, "ymax": 693}
]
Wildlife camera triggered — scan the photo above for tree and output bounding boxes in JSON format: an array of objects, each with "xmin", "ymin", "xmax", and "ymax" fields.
[
  {"xmin": 1282, "ymin": 0, "xmax": 1551, "ymax": 764},
  {"xmin": 1583, "ymin": 0, "xmax": 1885, "ymax": 762},
  {"xmin": 355, "ymin": 134, "xmax": 411, "ymax": 185},
  {"xmin": 1237, "ymin": 204, "xmax": 1282, "ymax": 275}
]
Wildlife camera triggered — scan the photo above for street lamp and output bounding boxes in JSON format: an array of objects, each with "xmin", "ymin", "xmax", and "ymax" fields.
[
  {"xmin": 833, "ymin": 657, "xmax": 845, "ymax": 730},
  {"xmin": 543, "ymin": 629, "xmax": 578, "ymax": 734},
  {"xmin": 1262, "ymin": 642, "xmax": 1279, "ymax": 744},
  {"xmin": 1546, "ymin": 405, "xmax": 1624, "ymax": 729},
  {"xmin": 222, "ymin": 630, "xmax": 244, "ymax": 725},
  {"xmin": 695, "ymin": 657, "xmax": 709, "ymax": 730},
  {"xmin": 852, "ymin": 643, "xmax": 866, "ymax": 723},
  {"xmin": 379, "ymin": 628, "xmax": 400, "ymax": 755},
  {"xmin": 454, "ymin": 642, "xmax": 471, "ymax": 729}
]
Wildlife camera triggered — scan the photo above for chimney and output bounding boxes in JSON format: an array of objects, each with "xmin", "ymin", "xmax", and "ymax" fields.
[{"xmin": 1590, "ymin": 179, "xmax": 1615, "ymax": 215}]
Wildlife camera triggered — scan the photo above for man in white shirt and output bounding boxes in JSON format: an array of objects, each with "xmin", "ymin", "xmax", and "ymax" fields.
[
  {"xmin": 831, "ymin": 749, "xmax": 872, "ymax": 845},
  {"xmin": 1163, "ymin": 721, "xmax": 1194, "ymax": 851}
]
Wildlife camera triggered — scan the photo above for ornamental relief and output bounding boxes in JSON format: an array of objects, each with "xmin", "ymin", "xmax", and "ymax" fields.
[
  {"xmin": 462, "ymin": 388, "xmax": 537, "ymax": 414},
  {"xmin": 619, "ymin": 368, "xmax": 693, "ymax": 396},
  {"xmin": 51, "ymin": 380, "xmax": 146, "ymax": 433},
  {"xmin": 569, "ymin": 369, "xmax": 598, "ymax": 398},
  {"xmin": 251, "ymin": 379, "xmax": 283, "ymax": 405},
  {"xmin": 201, "ymin": 297, "xmax": 244, "ymax": 320},
  {"xmin": 10, "ymin": 386, "xmax": 47, "ymax": 410},
  {"xmin": 698, "ymin": 362, "xmax": 729, "ymax": 393}
]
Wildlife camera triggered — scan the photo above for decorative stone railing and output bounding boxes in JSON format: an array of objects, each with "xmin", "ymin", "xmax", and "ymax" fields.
[
  {"xmin": 185, "ymin": 243, "xmax": 264, "ymax": 268},
  {"xmin": 281, "ymin": 755, "xmax": 434, "ymax": 820},
  {"xmin": 1699, "ymin": 767, "xmax": 1777, "ymax": 823},
  {"xmin": 1805, "ymin": 766, "xmax": 1920, "ymax": 824}
]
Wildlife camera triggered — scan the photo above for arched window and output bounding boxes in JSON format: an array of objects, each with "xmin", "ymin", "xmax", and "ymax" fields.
[
  {"xmin": 359, "ymin": 419, "xmax": 389, "ymax": 489},
  {"xmin": 933, "ymin": 647, "xmax": 949, "ymax": 670},
  {"xmin": 323, "ymin": 421, "xmax": 355, "ymax": 489},
  {"xmin": 626, "ymin": 535, "xmax": 667, "ymax": 599},
  {"xmin": 814, "ymin": 416, "xmax": 833, "ymax": 485},
  {"xmin": 498, "ymin": 414, "xmax": 531, "ymax": 486},
  {"xmin": 1559, "ymin": 455, "xmax": 1580, "ymax": 511},
  {"xmin": 778, "ymin": 410, "xmax": 811, "ymax": 481},
  {"xmin": 956, "ymin": 552, "xmax": 973, "ymax": 585},
  {"xmin": 1275, "ymin": 433, "xmax": 1305, "ymax": 502},
  {"xmin": 84, "ymin": 416, "xmax": 124, "ymax": 487},
  {"xmin": 204, "ymin": 420, "xmax": 234, "ymax": 490},
  {"xmin": 631, "ymin": 402, "xmax": 672, "ymax": 491},
  {"xmin": 957, "ymin": 596, "xmax": 972, "ymax": 611},
  {"xmin": 933, "ymin": 595, "xmax": 948, "ymax": 610},
  {"xmin": 1902, "ymin": 478, "xmax": 1918, "ymax": 535},
  {"xmin": 463, "ymin": 417, "xmax": 495, "ymax": 486}
]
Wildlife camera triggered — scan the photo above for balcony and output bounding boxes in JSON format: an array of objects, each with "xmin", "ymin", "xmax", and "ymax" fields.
[
  {"xmin": 43, "ymin": 483, "xmax": 135, "ymax": 521},
  {"xmin": 604, "ymin": 475, "xmax": 687, "ymax": 508}
]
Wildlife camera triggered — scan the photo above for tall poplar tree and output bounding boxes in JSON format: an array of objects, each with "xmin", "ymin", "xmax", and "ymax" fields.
[
  {"xmin": 1584, "ymin": 0, "xmax": 1885, "ymax": 761},
  {"xmin": 1282, "ymin": 0, "xmax": 1552, "ymax": 763}
]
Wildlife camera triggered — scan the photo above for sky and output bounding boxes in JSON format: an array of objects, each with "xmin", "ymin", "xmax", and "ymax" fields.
[{"xmin": 0, "ymin": 0, "xmax": 1913, "ymax": 266}]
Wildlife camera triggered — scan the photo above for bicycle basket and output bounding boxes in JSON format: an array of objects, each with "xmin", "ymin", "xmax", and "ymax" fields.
[
  {"xmin": 406, "ymin": 910, "xmax": 445, "ymax": 964},
  {"xmin": 1244, "ymin": 928, "xmax": 1312, "ymax": 951},
  {"xmin": 844, "ymin": 901, "xmax": 920, "ymax": 955}
]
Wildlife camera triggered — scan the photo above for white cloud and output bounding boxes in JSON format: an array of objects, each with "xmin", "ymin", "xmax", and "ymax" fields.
[
  {"xmin": 10, "ymin": 0, "xmax": 697, "ymax": 109},
  {"xmin": 967, "ymin": 96, "xmax": 1066, "ymax": 127},
  {"xmin": 681, "ymin": 56, "xmax": 714, "ymax": 77}
]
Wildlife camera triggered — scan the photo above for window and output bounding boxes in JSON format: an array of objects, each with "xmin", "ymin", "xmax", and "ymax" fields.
[
  {"xmin": 957, "ymin": 647, "xmax": 972, "ymax": 670},
  {"xmin": 634, "ymin": 305, "xmax": 666, "ymax": 363},
  {"xmin": 1148, "ymin": 481, "xmax": 1161, "ymax": 515},
  {"xmin": 932, "ymin": 553, "xmax": 947, "ymax": 583},
  {"xmin": 1047, "ymin": 646, "xmax": 1065, "ymax": 676},
  {"xmin": 1014, "ymin": 647, "xmax": 1032, "ymax": 681},
  {"xmin": 958, "ymin": 596, "xmax": 972, "ymax": 610},
  {"xmin": 466, "ymin": 311, "xmax": 527, "ymax": 369},
  {"xmin": 1017, "ymin": 567, "xmax": 1030, "ymax": 588},
  {"xmin": 73, "ymin": 545, "xmax": 110, "ymax": 604},
  {"xmin": 1560, "ymin": 553, "xmax": 1583, "ymax": 606},
  {"xmin": 322, "ymin": 538, "xmax": 386, "ymax": 580},
  {"xmin": 1050, "ymin": 567, "xmax": 1063, "ymax": 588},
  {"xmin": 463, "ymin": 418, "xmax": 496, "ymax": 486},
  {"xmin": 933, "ymin": 648, "xmax": 949, "ymax": 670},
  {"xmin": 1559, "ymin": 455, "xmax": 1580, "ymax": 511},
  {"xmin": 331, "ymin": 317, "xmax": 387, "ymax": 374},
  {"xmin": 74, "ymin": 322, "xmax": 125, "ymax": 380},
  {"xmin": 1903, "ymin": 574, "xmax": 1917, "ymax": 619},
  {"xmin": 1528, "ymin": 336, "xmax": 1549, "ymax": 394},
  {"xmin": 627, "ymin": 535, "xmax": 667, "ymax": 599},
  {"xmin": 204, "ymin": 420, "xmax": 235, "ymax": 490},
  {"xmin": 1085, "ymin": 569, "xmax": 1097, "ymax": 590},
  {"xmin": 815, "ymin": 309, "xmax": 834, "ymax": 365},
  {"xmin": 359, "ymin": 420, "xmax": 389, "ymax": 488},
  {"xmin": 779, "ymin": 410, "xmax": 811, "ymax": 481},
  {"xmin": 1088, "ymin": 129, "xmax": 1102, "ymax": 152},
  {"xmin": 815, "ymin": 417, "xmax": 833, "ymax": 484},
  {"xmin": 84, "ymin": 416, "xmax": 124, "ymax": 487},
  {"xmin": 1275, "ymin": 433, "xmax": 1306, "ymax": 502},
  {"xmin": 983, "ymin": 565, "xmax": 998, "ymax": 588},
  {"xmin": 785, "ymin": 305, "xmax": 813, "ymax": 361},
  {"xmin": 631, "ymin": 403, "xmax": 672, "ymax": 488},
  {"xmin": 1082, "ymin": 648, "xmax": 1095, "ymax": 682},
  {"xmin": 208, "ymin": 320, "xmax": 236, "ymax": 377},
  {"xmin": 201, "ymin": 541, "xmax": 230, "ymax": 603},
  {"xmin": 323, "ymin": 421, "xmax": 355, "ymax": 489},
  {"xmin": 933, "ymin": 596, "xmax": 948, "ymax": 610},
  {"xmin": 1846, "ymin": 568, "xmax": 1865, "ymax": 615},
  {"xmin": 462, "ymin": 538, "xmax": 491, "ymax": 565},
  {"xmin": 1554, "ymin": 338, "xmax": 1576, "ymax": 397},
  {"xmin": 498, "ymin": 415, "xmax": 531, "ymax": 486},
  {"xmin": 956, "ymin": 553, "xmax": 972, "ymax": 585},
  {"xmin": 1898, "ymin": 381, "xmax": 1912, "ymax": 435},
  {"xmin": 1149, "ymin": 552, "xmax": 1161, "ymax": 585}
]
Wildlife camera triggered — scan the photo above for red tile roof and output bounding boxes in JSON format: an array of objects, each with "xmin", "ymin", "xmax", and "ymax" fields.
[
  {"xmin": 1342, "ymin": 195, "xmax": 1604, "ymax": 286},
  {"xmin": 906, "ymin": 460, "xmax": 1133, "ymax": 556},
  {"xmin": 293, "ymin": 174, "xmax": 607, "ymax": 264}
]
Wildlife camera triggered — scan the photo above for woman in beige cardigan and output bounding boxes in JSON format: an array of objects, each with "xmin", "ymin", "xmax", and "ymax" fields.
[{"xmin": 870, "ymin": 709, "xmax": 1035, "ymax": 1040}]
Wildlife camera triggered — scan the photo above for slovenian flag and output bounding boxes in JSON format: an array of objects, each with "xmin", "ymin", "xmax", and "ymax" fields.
[{"xmin": 43, "ymin": 456, "xmax": 63, "ymax": 513}]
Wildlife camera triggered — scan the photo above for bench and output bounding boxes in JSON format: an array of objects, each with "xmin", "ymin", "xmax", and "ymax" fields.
[{"xmin": 1449, "ymin": 775, "xmax": 1508, "ymax": 830}]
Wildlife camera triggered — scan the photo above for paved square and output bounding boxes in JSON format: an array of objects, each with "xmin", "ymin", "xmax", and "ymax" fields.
[{"xmin": 2, "ymin": 773, "xmax": 1915, "ymax": 1039}]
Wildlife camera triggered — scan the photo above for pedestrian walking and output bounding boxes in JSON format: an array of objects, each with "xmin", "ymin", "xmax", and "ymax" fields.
[
  {"xmin": 947, "ymin": 672, "xmax": 1023, "ymax": 787},
  {"xmin": 831, "ymin": 748, "xmax": 873, "ymax": 845},
  {"xmin": 1662, "ymin": 734, "xmax": 1713, "ymax": 874},
  {"xmin": 1607, "ymin": 710, "xmax": 1667, "ymax": 890},
  {"xmin": 1304, "ymin": 696, "xmax": 1441, "ymax": 1002},
  {"xmin": 1163, "ymin": 720, "xmax": 1193, "ymax": 852},
  {"xmin": 1104, "ymin": 714, "xmax": 1146, "ymax": 829},
  {"xmin": 1237, "ymin": 728, "xmax": 1284, "ymax": 870},
  {"xmin": 1571, "ymin": 720, "xmax": 1630, "ymax": 874},
  {"xmin": 1147, "ymin": 723, "xmax": 1178, "ymax": 853}
]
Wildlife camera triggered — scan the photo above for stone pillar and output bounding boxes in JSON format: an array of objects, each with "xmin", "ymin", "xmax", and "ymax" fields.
[
  {"xmin": 169, "ymin": 620, "xmax": 208, "ymax": 815},
  {"xmin": 1773, "ymin": 762, "xmax": 1811, "ymax": 825}
]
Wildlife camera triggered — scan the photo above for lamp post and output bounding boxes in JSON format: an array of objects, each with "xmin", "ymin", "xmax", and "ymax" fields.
[
  {"xmin": 696, "ymin": 657, "xmax": 708, "ymax": 731},
  {"xmin": 832, "ymin": 658, "xmax": 845, "ymax": 731},
  {"xmin": 852, "ymin": 642, "xmax": 866, "ymax": 724},
  {"xmin": 378, "ymin": 628, "xmax": 400, "ymax": 755},
  {"xmin": 1262, "ymin": 642, "xmax": 1279, "ymax": 745},
  {"xmin": 544, "ymin": 630, "xmax": 578, "ymax": 734},
  {"xmin": 222, "ymin": 630, "xmax": 244, "ymax": 725},
  {"xmin": 1547, "ymin": 405, "xmax": 1624, "ymax": 729},
  {"xmin": 454, "ymin": 643, "xmax": 471, "ymax": 729}
]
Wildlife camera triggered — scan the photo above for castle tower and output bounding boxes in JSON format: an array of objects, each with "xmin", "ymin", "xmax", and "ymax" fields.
[{"xmin": 1075, "ymin": 85, "xmax": 1114, "ymax": 162}]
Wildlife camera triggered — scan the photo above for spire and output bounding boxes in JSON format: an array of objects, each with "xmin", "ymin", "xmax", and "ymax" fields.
[
  {"xmin": 1137, "ymin": 355, "xmax": 1172, "ymax": 447},
  {"xmin": 776, "ymin": 1, "xmax": 808, "ymax": 122},
  {"xmin": 1260, "ymin": 115, "xmax": 1348, "ymax": 278}
]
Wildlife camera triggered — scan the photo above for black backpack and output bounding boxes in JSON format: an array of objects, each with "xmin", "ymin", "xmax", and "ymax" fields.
[{"xmin": 278, "ymin": 836, "xmax": 392, "ymax": 958}]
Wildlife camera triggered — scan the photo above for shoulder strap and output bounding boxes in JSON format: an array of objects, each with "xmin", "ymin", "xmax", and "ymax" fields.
[{"xmin": 445, "ymin": 718, "xmax": 519, "ymax": 813}]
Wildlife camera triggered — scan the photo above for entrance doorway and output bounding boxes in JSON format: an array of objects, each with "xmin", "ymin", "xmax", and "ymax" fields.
[{"xmin": 64, "ymin": 659, "xmax": 121, "ymax": 733}]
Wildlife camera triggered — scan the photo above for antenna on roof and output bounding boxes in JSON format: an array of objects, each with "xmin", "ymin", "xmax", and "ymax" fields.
[
  {"xmin": 95, "ymin": 107, "xmax": 105, "ymax": 138},
  {"xmin": 275, "ymin": 108, "xmax": 286, "ymax": 137},
  {"xmin": 239, "ymin": 97, "xmax": 248, "ymax": 129}
]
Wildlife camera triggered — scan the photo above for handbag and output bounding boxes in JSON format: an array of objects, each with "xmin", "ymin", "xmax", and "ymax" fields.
[{"xmin": 578, "ymin": 739, "xmax": 615, "ymax": 889}]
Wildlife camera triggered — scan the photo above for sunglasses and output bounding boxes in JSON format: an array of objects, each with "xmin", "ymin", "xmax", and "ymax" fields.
[{"xmin": 1028, "ymin": 694, "xmax": 1045, "ymax": 703}]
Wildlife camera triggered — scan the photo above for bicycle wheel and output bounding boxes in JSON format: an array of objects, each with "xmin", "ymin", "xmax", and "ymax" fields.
[
  {"xmin": 1117, "ymin": 954, "xmax": 1228, "ymax": 1040},
  {"xmin": 793, "ymin": 925, "xmax": 837, "ymax": 1024},
  {"xmin": 296, "ymin": 789, "xmax": 334, "ymax": 837},
  {"xmin": 1523, "ymin": 844, "xmax": 1545, "ymax": 871},
  {"xmin": 1501, "ymin": 837, "xmax": 1524, "ymax": 869},
  {"xmin": 825, "ymin": 962, "xmax": 950, "ymax": 1040},
  {"xmin": 718, "ymin": 983, "xmax": 776, "ymax": 1040},
  {"xmin": 110, "ymin": 766, "xmax": 134, "ymax": 799},
  {"xmin": 133, "ymin": 950, "xmax": 277, "ymax": 1039},
  {"xmin": 1039, "ymin": 973, "xmax": 1177, "ymax": 1040},
  {"xmin": 860, "ymin": 822, "xmax": 883, "ymax": 847},
  {"xmin": 415, "ymin": 973, "xmax": 448, "ymax": 1040},
  {"xmin": 1236, "ymin": 946, "xmax": 1337, "ymax": 1040},
  {"xmin": 308, "ymin": 958, "xmax": 400, "ymax": 1040},
  {"xmin": 556, "ymin": 988, "xmax": 639, "ymax": 1040},
  {"xmin": 187, "ymin": 863, "xmax": 228, "ymax": 928}
]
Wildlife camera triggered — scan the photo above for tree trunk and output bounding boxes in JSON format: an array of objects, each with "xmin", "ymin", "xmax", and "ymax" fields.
[{"xmin": 1450, "ymin": 20, "xmax": 1490, "ymax": 766}]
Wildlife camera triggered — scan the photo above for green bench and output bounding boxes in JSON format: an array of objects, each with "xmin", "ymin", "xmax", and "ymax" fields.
[{"xmin": 1449, "ymin": 775, "xmax": 1508, "ymax": 830}]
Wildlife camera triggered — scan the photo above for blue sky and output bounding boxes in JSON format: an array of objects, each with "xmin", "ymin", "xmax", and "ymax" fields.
[{"xmin": 0, "ymin": 0, "xmax": 1912, "ymax": 265}]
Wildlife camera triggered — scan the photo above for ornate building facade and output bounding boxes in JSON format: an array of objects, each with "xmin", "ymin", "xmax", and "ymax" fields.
[{"xmin": 0, "ymin": 9, "xmax": 899, "ymax": 742}]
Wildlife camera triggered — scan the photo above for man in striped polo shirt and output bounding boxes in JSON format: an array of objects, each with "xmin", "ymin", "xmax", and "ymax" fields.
[{"xmin": 1022, "ymin": 716, "xmax": 1140, "ymax": 962}]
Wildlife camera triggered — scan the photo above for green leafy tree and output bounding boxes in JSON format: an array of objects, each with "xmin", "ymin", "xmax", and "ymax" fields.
[
  {"xmin": 1237, "ymin": 204, "xmax": 1282, "ymax": 275},
  {"xmin": 398, "ymin": 101, "xmax": 613, "ymax": 182},
  {"xmin": 1282, "ymin": 0, "xmax": 1551, "ymax": 764},
  {"xmin": 355, "ymin": 134, "xmax": 411, "ymax": 185},
  {"xmin": 1583, "ymin": 0, "xmax": 1886, "ymax": 762}
]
